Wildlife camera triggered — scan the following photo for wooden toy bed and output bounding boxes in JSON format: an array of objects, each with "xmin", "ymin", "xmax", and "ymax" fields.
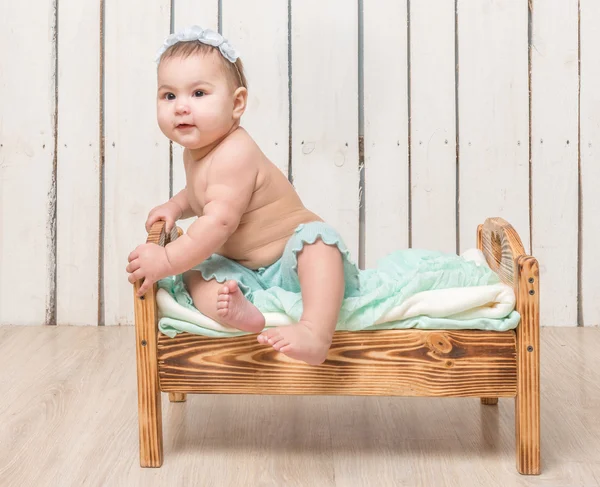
[{"xmin": 133, "ymin": 217, "xmax": 540, "ymax": 474}]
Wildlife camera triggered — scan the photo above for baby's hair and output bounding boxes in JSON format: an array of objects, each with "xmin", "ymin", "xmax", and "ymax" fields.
[{"xmin": 159, "ymin": 41, "xmax": 248, "ymax": 91}]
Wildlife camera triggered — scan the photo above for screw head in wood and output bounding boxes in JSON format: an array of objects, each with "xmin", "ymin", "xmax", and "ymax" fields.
[
  {"xmin": 528, "ymin": 278, "xmax": 534, "ymax": 283},
  {"xmin": 527, "ymin": 346, "xmax": 533, "ymax": 352},
  {"xmin": 141, "ymin": 340, "xmax": 147, "ymax": 346},
  {"xmin": 529, "ymin": 290, "xmax": 535, "ymax": 295}
]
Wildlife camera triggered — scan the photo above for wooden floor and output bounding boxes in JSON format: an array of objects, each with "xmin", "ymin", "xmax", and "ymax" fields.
[{"xmin": 0, "ymin": 326, "xmax": 598, "ymax": 487}]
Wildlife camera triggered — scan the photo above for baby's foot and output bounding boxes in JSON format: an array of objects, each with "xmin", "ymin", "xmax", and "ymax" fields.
[
  {"xmin": 217, "ymin": 281, "xmax": 265, "ymax": 333},
  {"xmin": 257, "ymin": 320, "xmax": 333, "ymax": 365}
]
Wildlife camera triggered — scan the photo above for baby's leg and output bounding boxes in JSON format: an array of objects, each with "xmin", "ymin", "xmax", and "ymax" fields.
[
  {"xmin": 183, "ymin": 271, "xmax": 265, "ymax": 333},
  {"xmin": 257, "ymin": 240, "xmax": 344, "ymax": 365}
]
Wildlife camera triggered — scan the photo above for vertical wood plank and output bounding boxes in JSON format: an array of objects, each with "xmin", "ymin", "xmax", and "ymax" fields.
[
  {"xmin": 56, "ymin": 0, "xmax": 101, "ymax": 326},
  {"xmin": 457, "ymin": 0, "xmax": 530, "ymax": 253},
  {"xmin": 291, "ymin": 0, "xmax": 360, "ymax": 260},
  {"xmin": 0, "ymin": 0, "xmax": 56, "ymax": 325},
  {"xmin": 104, "ymin": 0, "xmax": 171, "ymax": 325},
  {"xmin": 222, "ymin": 0, "xmax": 289, "ymax": 176},
  {"xmin": 531, "ymin": 0, "xmax": 579, "ymax": 327},
  {"xmin": 410, "ymin": 0, "xmax": 457, "ymax": 253},
  {"xmin": 134, "ymin": 277, "xmax": 163, "ymax": 467},
  {"xmin": 580, "ymin": 0, "xmax": 600, "ymax": 327},
  {"xmin": 363, "ymin": 0, "xmax": 409, "ymax": 267},
  {"xmin": 171, "ymin": 0, "xmax": 219, "ymax": 234},
  {"xmin": 515, "ymin": 255, "xmax": 541, "ymax": 474}
]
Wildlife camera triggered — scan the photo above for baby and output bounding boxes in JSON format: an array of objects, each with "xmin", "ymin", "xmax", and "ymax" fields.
[{"xmin": 126, "ymin": 26, "xmax": 358, "ymax": 365}]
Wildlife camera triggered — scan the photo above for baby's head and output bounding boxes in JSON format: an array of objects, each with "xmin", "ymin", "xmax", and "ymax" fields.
[{"xmin": 155, "ymin": 27, "xmax": 248, "ymax": 151}]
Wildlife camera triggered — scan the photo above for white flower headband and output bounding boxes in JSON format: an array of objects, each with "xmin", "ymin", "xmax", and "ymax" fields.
[{"xmin": 155, "ymin": 25, "xmax": 240, "ymax": 64}]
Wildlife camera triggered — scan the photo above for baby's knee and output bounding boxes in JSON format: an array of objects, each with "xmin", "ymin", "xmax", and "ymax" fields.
[{"xmin": 299, "ymin": 239, "xmax": 342, "ymax": 262}]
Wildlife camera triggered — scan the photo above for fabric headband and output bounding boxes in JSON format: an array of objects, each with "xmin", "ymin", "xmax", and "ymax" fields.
[{"xmin": 155, "ymin": 25, "xmax": 240, "ymax": 64}]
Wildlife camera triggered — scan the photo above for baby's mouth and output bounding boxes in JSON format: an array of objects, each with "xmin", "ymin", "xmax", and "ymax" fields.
[{"xmin": 176, "ymin": 123, "xmax": 194, "ymax": 130}]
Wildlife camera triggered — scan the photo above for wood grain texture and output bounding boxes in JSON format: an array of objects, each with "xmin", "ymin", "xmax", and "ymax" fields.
[
  {"xmin": 157, "ymin": 329, "xmax": 517, "ymax": 397},
  {"xmin": 457, "ymin": 0, "xmax": 530, "ymax": 254},
  {"xmin": 145, "ymin": 218, "xmax": 539, "ymax": 474},
  {"xmin": 580, "ymin": 0, "xmax": 600, "ymax": 327},
  {"xmin": 56, "ymin": 0, "xmax": 101, "ymax": 325},
  {"xmin": 1, "ymin": 326, "xmax": 597, "ymax": 485},
  {"xmin": 515, "ymin": 255, "xmax": 541, "ymax": 474},
  {"xmin": 169, "ymin": 392, "xmax": 187, "ymax": 402},
  {"xmin": 291, "ymin": 0, "xmax": 360, "ymax": 259},
  {"xmin": 409, "ymin": 0, "xmax": 457, "ymax": 253},
  {"xmin": 0, "ymin": 0, "xmax": 56, "ymax": 325},
  {"xmin": 531, "ymin": 0, "xmax": 579, "ymax": 326},
  {"xmin": 103, "ymin": 0, "xmax": 171, "ymax": 325},
  {"xmin": 363, "ymin": 0, "xmax": 409, "ymax": 266},
  {"xmin": 133, "ymin": 221, "xmax": 167, "ymax": 467},
  {"xmin": 480, "ymin": 217, "xmax": 526, "ymax": 288},
  {"xmin": 478, "ymin": 224, "xmax": 498, "ymax": 406}
]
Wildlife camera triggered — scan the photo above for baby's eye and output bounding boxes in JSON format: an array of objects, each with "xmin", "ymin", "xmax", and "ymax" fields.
[
  {"xmin": 193, "ymin": 90, "xmax": 205, "ymax": 97},
  {"xmin": 164, "ymin": 92, "xmax": 175, "ymax": 100}
]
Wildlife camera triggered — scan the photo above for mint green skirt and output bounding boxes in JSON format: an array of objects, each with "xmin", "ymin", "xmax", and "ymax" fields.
[{"xmin": 191, "ymin": 221, "xmax": 361, "ymax": 299}]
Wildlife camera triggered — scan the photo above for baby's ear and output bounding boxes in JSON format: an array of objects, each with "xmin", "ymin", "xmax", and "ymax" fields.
[{"xmin": 232, "ymin": 87, "xmax": 248, "ymax": 120}]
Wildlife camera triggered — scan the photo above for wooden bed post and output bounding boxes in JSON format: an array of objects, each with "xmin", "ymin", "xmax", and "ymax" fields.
[
  {"xmin": 133, "ymin": 283, "xmax": 164, "ymax": 467},
  {"xmin": 515, "ymin": 255, "xmax": 540, "ymax": 475},
  {"xmin": 477, "ymin": 224, "xmax": 498, "ymax": 406},
  {"xmin": 133, "ymin": 222, "xmax": 168, "ymax": 468}
]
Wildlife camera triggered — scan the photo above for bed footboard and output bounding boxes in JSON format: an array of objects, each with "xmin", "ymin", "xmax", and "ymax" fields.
[{"xmin": 478, "ymin": 218, "xmax": 540, "ymax": 474}]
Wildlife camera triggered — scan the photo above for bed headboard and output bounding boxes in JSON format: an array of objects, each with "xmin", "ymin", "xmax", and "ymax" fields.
[{"xmin": 477, "ymin": 217, "xmax": 527, "ymax": 289}]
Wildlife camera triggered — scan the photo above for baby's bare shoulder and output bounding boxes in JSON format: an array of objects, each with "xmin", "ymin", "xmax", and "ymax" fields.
[
  {"xmin": 204, "ymin": 129, "xmax": 260, "ymax": 183},
  {"xmin": 215, "ymin": 127, "xmax": 260, "ymax": 159}
]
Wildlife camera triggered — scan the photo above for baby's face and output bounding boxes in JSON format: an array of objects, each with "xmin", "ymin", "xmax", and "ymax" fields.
[{"xmin": 157, "ymin": 51, "xmax": 237, "ymax": 150}]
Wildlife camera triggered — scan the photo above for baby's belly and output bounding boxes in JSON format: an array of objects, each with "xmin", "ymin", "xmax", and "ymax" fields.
[{"xmin": 219, "ymin": 210, "xmax": 322, "ymax": 269}]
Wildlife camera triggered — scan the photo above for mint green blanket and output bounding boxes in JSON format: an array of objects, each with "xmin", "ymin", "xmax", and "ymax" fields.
[{"xmin": 157, "ymin": 246, "xmax": 520, "ymax": 338}]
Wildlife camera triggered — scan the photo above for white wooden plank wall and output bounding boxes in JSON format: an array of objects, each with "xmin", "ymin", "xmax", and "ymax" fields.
[
  {"xmin": 171, "ymin": 0, "xmax": 218, "ymax": 234},
  {"xmin": 103, "ymin": 0, "xmax": 171, "ymax": 325},
  {"xmin": 0, "ymin": 0, "xmax": 56, "ymax": 326},
  {"xmin": 363, "ymin": 0, "xmax": 409, "ymax": 268},
  {"xmin": 580, "ymin": 0, "xmax": 600, "ymax": 327},
  {"xmin": 531, "ymin": 0, "xmax": 579, "ymax": 326},
  {"xmin": 0, "ymin": 0, "xmax": 597, "ymax": 327},
  {"xmin": 223, "ymin": 0, "xmax": 289, "ymax": 177},
  {"xmin": 457, "ymin": 0, "xmax": 530, "ymax": 254},
  {"xmin": 409, "ymin": 0, "xmax": 456, "ymax": 254},
  {"xmin": 56, "ymin": 0, "xmax": 101, "ymax": 326},
  {"xmin": 291, "ymin": 0, "xmax": 360, "ymax": 261}
]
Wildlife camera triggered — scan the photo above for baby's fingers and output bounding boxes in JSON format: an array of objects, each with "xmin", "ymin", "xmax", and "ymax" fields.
[
  {"xmin": 126, "ymin": 259, "xmax": 140, "ymax": 273},
  {"xmin": 138, "ymin": 278, "xmax": 154, "ymax": 297},
  {"xmin": 165, "ymin": 217, "xmax": 176, "ymax": 233},
  {"xmin": 128, "ymin": 269, "xmax": 144, "ymax": 284},
  {"xmin": 145, "ymin": 214, "xmax": 162, "ymax": 232}
]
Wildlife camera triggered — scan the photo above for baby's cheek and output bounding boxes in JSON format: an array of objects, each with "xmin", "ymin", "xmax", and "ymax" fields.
[{"xmin": 157, "ymin": 112, "xmax": 172, "ymax": 136}]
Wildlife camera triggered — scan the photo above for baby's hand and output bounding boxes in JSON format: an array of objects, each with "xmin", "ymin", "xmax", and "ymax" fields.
[
  {"xmin": 145, "ymin": 201, "xmax": 182, "ymax": 233},
  {"xmin": 126, "ymin": 243, "xmax": 174, "ymax": 297}
]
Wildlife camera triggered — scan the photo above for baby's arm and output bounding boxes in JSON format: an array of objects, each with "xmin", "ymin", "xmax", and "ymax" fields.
[
  {"xmin": 164, "ymin": 147, "xmax": 258, "ymax": 275},
  {"xmin": 169, "ymin": 188, "xmax": 196, "ymax": 220}
]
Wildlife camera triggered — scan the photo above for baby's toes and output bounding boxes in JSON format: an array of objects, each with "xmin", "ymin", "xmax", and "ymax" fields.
[
  {"xmin": 217, "ymin": 300, "xmax": 229, "ymax": 315},
  {"xmin": 257, "ymin": 328, "xmax": 277, "ymax": 344},
  {"xmin": 267, "ymin": 334, "xmax": 285, "ymax": 346},
  {"xmin": 272, "ymin": 338, "xmax": 290, "ymax": 351},
  {"xmin": 225, "ymin": 280, "xmax": 239, "ymax": 293}
]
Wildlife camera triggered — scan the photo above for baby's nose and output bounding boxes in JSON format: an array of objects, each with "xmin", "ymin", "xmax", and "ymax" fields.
[{"xmin": 175, "ymin": 103, "xmax": 190, "ymax": 115}]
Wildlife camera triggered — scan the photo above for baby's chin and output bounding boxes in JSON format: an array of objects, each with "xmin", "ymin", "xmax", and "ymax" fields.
[{"xmin": 169, "ymin": 132, "xmax": 203, "ymax": 149}]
